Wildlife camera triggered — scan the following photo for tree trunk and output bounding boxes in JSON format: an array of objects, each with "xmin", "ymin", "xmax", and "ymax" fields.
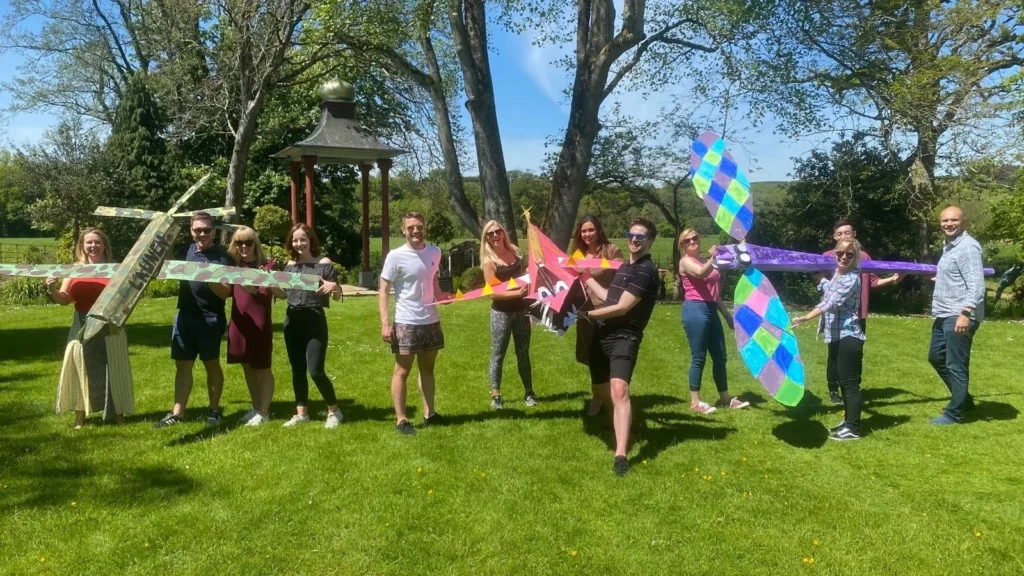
[
  {"xmin": 419, "ymin": 31, "xmax": 480, "ymax": 237},
  {"xmin": 909, "ymin": 128, "xmax": 938, "ymax": 260},
  {"xmin": 225, "ymin": 95, "xmax": 264, "ymax": 222},
  {"xmin": 449, "ymin": 0, "xmax": 516, "ymax": 243}
]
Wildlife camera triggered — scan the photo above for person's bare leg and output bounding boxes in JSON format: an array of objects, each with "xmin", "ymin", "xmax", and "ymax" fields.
[
  {"xmin": 610, "ymin": 378, "xmax": 632, "ymax": 457},
  {"xmin": 74, "ymin": 410, "xmax": 85, "ymax": 429},
  {"xmin": 391, "ymin": 354, "xmax": 415, "ymax": 423},
  {"xmin": 592, "ymin": 383, "xmax": 613, "ymax": 417},
  {"xmin": 203, "ymin": 359, "xmax": 224, "ymax": 411},
  {"xmin": 417, "ymin": 350, "xmax": 438, "ymax": 417},
  {"xmin": 173, "ymin": 360, "xmax": 195, "ymax": 415},
  {"xmin": 242, "ymin": 365, "xmax": 260, "ymax": 412},
  {"xmin": 259, "ymin": 369, "xmax": 274, "ymax": 415},
  {"xmin": 587, "ymin": 396, "xmax": 603, "ymax": 416}
]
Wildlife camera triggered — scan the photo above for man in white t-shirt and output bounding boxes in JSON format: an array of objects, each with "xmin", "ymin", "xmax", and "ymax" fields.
[{"xmin": 379, "ymin": 211, "xmax": 452, "ymax": 435}]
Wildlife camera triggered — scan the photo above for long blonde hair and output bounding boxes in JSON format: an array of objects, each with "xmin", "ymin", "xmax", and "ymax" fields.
[
  {"xmin": 834, "ymin": 238, "xmax": 862, "ymax": 270},
  {"xmin": 479, "ymin": 220, "xmax": 520, "ymax": 266},
  {"xmin": 677, "ymin": 228, "xmax": 701, "ymax": 256},
  {"xmin": 228, "ymin": 226, "xmax": 267, "ymax": 266},
  {"xmin": 74, "ymin": 228, "xmax": 114, "ymax": 264}
]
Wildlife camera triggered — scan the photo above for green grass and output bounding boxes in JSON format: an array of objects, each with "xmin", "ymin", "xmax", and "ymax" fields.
[
  {"xmin": 0, "ymin": 237, "xmax": 58, "ymax": 247},
  {"xmin": 1, "ymin": 298, "xmax": 1022, "ymax": 575}
]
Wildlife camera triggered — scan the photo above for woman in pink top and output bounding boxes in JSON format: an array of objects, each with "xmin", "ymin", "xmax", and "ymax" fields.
[{"xmin": 677, "ymin": 229, "xmax": 749, "ymax": 414}]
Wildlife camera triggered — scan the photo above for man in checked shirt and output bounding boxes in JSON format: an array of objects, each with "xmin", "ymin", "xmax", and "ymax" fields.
[{"xmin": 928, "ymin": 206, "xmax": 986, "ymax": 425}]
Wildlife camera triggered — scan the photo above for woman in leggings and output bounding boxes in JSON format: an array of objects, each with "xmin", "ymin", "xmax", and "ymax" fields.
[
  {"xmin": 479, "ymin": 220, "xmax": 535, "ymax": 410},
  {"xmin": 271, "ymin": 224, "xmax": 343, "ymax": 429}
]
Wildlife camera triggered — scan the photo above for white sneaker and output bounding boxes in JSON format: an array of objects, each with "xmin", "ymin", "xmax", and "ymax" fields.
[
  {"xmin": 324, "ymin": 411, "xmax": 343, "ymax": 429},
  {"xmin": 240, "ymin": 408, "xmax": 257, "ymax": 424},
  {"xmin": 282, "ymin": 414, "xmax": 310, "ymax": 427},
  {"xmin": 245, "ymin": 413, "xmax": 266, "ymax": 427}
]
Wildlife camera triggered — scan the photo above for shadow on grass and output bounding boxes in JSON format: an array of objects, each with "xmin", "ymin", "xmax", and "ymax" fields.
[
  {"xmin": 773, "ymin": 391, "xmax": 828, "ymax": 449},
  {"xmin": 963, "ymin": 400, "xmax": 1019, "ymax": 424},
  {"xmin": 0, "ymin": 322, "xmax": 176, "ymax": 362}
]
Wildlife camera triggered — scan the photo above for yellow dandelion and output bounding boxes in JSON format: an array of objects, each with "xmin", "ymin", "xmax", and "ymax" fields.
[
  {"xmin": 809, "ymin": 558, "xmax": 815, "ymax": 564},
  {"xmin": 40, "ymin": 557, "xmax": 45, "ymax": 563},
  {"xmin": 813, "ymin": 540, "xmax": 819, "ymax": 546},
  {"xmin": 694, "ymin": 467, "xmax": 700, "ymax": 472},
  {"xmin": 802, "ymin": 557, "xmax": 810, "ymax": 564},
  {"xmin": 764, "ymin": 474, "xmax": 769, "ymax": 479},
  {"xmin": 427, "ymin": 489, "xmax": 434, "ymax": 495},
  {"xmin": 71, "ymin": 501, "xmax": 77, "ymax": 507},
  {"xmin": 417, "ymin": 467, "xmax": 423, "ymax": 473},
  {"xmin": 642, "ymin": 460, "xmax": 648, "ymax": 465},
  {"xmin": 720, "ymin": 471, "xmax": 726, "ymax": 476},
  {"xmin": 481, "ymin": 473, "xmax": 487, "ymax": 478},
  {"xmin": 975, "ymin": 531, "xmax": 981, "ymax": 537},
  {"xmin": 570, "ymin": 550, "xmax": 577, "ymax": 557},
  {"xmin": 742, "ymin": 457, "xmax": 747, "ymax": 462}
]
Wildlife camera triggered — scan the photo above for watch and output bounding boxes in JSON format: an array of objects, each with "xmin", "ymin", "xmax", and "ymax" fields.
[{"xmin": 960, "ymin": 308, "xmax": 975, "ymax": 320}]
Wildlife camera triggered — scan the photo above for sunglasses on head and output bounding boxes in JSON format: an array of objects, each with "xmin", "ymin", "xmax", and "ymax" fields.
[
  {"xmin": 486, "ymin": 229, "xmax": 504, "ymax": 238},
  {"xmin": 192, "ymin": 227, "xmax": 213, "ymax": 235},
  {"xmin": 625, "ymin": 232, "xmax": 648, "ymax": 242},
  {"xmin": 836, "ymin": 251, "xmax": 855, "ymax": 260},
  {"xmin": 234, "ymin": 239, "xmax": 254, "ymax": 248}
]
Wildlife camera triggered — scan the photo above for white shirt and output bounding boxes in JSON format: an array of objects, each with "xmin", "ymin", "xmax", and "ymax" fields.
[{"xmin": 380, "ymin": 244, "xmax": 442, "ymax": 325}]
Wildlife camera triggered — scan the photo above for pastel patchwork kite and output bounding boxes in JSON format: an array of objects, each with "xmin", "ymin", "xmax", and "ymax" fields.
[
  {"xmin": 733, "ymin": 268, "xmax": 805, "ymax": 406},
  {"xmin": 689, "ymin": 131, "xmax": 754, "ymax": 241}
]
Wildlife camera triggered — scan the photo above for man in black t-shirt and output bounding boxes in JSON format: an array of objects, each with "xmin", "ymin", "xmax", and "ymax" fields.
[
  {"xmin": 579, "ymin": 217, "xmax": 661, "ymax": 477},
  {"xmin": 155, "ymin": 212, "xmax": 233, "ymax": 429}
]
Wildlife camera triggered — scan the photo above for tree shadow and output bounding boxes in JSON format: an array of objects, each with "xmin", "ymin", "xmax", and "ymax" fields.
[
  {"xmin": 963, "ymin": 400, "xmax": 1019, "ymax": 424},
  {"xmin": 0, "ymin": 322, "xmax": 176, "ymax": 362},
  {"xmin": 632, "ymin": 412, "xmax": 736, "ymax": 464}
]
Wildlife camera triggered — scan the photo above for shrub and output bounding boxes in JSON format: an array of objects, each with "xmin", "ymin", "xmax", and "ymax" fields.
[
  {"xmin": 23, "ymin": 245, "xmax": 58, "ymax": 264},
  {"xmin": 145, "ymin": 279, "xmax": 180, "ymax": 299},
  {"xmin": 0, "ymin": 277, "xmax": 50, "ymax": 305},
  {"xmin": 253, "ymin": 205, "xmax": 293, "ymax": 245},
  {"xmin": 460, "ymin": 266, "xmax": 485, "ymax": 291},
  {"xmin": 265, "ymin": 245, "xmax": 289, "ymax": 271}
]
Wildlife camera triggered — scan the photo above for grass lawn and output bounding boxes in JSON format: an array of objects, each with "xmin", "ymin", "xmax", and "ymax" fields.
[{"xmin": 1, "ymin": 298, "xmax": 1022, "ymax": 575}]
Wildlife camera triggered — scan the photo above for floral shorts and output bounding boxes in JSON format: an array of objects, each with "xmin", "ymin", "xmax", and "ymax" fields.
[{"xmin": 391, "ymin": 322, "xmax": 445, "ymax": 355}]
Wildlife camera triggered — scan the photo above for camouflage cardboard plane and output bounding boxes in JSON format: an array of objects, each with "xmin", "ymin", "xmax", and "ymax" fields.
[{"xmin": 0, "ymin": 175, "xmax": 322, "ymax": 342}]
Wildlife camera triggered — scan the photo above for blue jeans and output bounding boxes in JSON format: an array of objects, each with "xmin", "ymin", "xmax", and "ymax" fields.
[
  {"xmin": 928, "ymin": 316, "xmax": 978, "ymax": 422},
  {"xmin": 682, "ymin": 300, "xmax": 728, "ymax": 393}
]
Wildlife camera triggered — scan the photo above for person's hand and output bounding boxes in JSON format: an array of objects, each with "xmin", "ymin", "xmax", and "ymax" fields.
[
  {"xmin": 241, "ymin": 285, "xmax": 257, "ymax": 295},
  {"xmin": 792, "ymin": 316, "xmax": 808, "ymax": 328},
  {"xmin": 708, "ymin": 245, "xmax": 718, "ymax": 257},
  {"xmin": 436, "ymin": 292, "xmax": 454, "ymax": 305},
  {"xmin": 955, "ymin": 314, "xmax": 970, "ymax": 334},
  {"xmin": 46, "ymin": 276, "xmax": 60, "ymax": 290},
  {"xmin": 889, "ymin": 273, "xmax": 902, "ymax": 284},
  {"xmin": 381, "ymin": 324, "xmax": 393, "ymax": 343},
  {"xmin": 317, "ymin": 280, "xmax": 338, "ymax": 295},
  {"xmin": 724, "ymin": 314, "xmax": 735, "ymax": 331}
]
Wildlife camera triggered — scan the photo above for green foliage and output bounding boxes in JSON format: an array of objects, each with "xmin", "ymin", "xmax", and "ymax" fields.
[
  {"xmin": 21, "ymin": 246, "xmax": 58, "ymax": 265},
  {"xmin": 0, "ymin": 150, "xmax": 37, "ymax": 237},
  {"xmin": 144, "ymin": 279, "xmax": 180, "ymax": 299},
  {"xmin": 56, "ymin": 232, "xmax": 75, "ymax": 264},
  {"xmin": 266, "ymin": 246, "xmax": 290, "ymax": 270},
  {"xmin": 986, "ymin": 169, "xmax": 1024, "ymax": 250},
  {"xmin": 0, "ymin": 277, "xmax": 50, "ymax": 305},
  {"xmin": 460, "ymin": 266, "xmax": 485, "ymax": 291},
  {"xmin": 428, "ymin": 210, "xmax": 457, "ymax": 246},
  {"xmin": 253, "ymin": 205, "xmax": 293, "ymax": 245}
]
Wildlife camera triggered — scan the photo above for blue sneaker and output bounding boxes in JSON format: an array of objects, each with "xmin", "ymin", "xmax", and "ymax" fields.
[{"xmin": 929, "ymin": 415, "xmax": 959, "ymax": 425}]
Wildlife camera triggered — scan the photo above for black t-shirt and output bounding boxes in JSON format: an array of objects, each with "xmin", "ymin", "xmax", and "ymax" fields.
[
  {"xmin": 176, "ymin": 243, "xmax": 231, "ymax": 320},
  {"xmin": 491, "ymin": 257, "xmax": 529, "ymax": 313},
  {"xmin": 600, "ymin": 254, "xmax": 659, "ymax": 336}
]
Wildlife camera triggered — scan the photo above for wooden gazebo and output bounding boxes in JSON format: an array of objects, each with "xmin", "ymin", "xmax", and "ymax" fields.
[{"xmin": 272, "ymin": 79, "xmax": 406, "ymax": 287}]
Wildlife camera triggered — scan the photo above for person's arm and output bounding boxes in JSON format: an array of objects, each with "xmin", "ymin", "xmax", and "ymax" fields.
[
  {"xmin": 874, "ymin": 273, "xmax": 901, "ymax": 287},
  {"xmin": 716, "ymin": 296, "xmax": 734, "ymax": 330},
  {"xmin": 956, "ymin": 243, "xmax": 986, "ymax": 333},
  {"xmin": 268, "ymin": 260, "xmax": 294, "ymax": 299},
  {"xmin": 584, "ymin": 277, "xmax": 609, "ymax": 303},
  {"xmin": 46, "ymin": 277, "xmax": 74, "ymax": 306},
  {"xmin": 208, "ymin": 282, "xmax": 232, "ymax": 300},
  {"xmin": 794, "ymin": 273, "xmax": 858, "ymax": 326},
  {"xmin": 379, "ymin": 277, "xmax": 394, "ymax": 342},
  {"xmin": 586, "ymin": 290, "xmax": 641, "ymax": 321},
  {"xmin": 678, "ymin": 255, "xmax": 715, "ymax": 279},
  {"xmin": 317, "ymin": 257, "xmax": 341, "ymax": 299},
  {"xmin": 483, "ymin": 260, "xmax": 524, "ymax": 301}
]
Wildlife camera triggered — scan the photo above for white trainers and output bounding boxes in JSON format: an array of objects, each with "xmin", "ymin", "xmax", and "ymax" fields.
[
  {"xmin": 282, "ymin": 414, "xmax": 310, "ymax": 427},
  {"xmin": 245, "ymin": 413, "xmax": 267, "ymax": 427},
  {"xmin": 240, "ymin": 408, "xmax": 257, "ymax": 424},
  {"xmin": 324, "ymin": 411, "xmax": 343, "ymax": 429}
]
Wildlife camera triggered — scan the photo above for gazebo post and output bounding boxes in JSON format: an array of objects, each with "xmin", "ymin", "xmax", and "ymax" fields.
[
  {"xmin": 289, "ymin": 161, "xmax": 300, "ymax": 224},
  {"xmin": 359, "ymin": 163, "xmax": 373, "ymax": 288},
  {"xmin": 302, "ymin": 155, "xmax": 316, "ymax": 228},
  {"xmin": 379, "ymin": 159, "xmax": 392, "ymax": 261}
]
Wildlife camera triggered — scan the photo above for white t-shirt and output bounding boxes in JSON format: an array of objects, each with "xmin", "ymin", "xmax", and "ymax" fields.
[{"xmin": 380, "ymin": 244, "xmax": 442, "ymax": 325}]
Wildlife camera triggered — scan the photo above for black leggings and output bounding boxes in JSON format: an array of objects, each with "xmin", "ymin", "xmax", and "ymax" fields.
[
  {"xmin": 284, "ymin": 307, "xmax": 337, "ymax": 407},
  {"xmin": 827, "ymin": 337, "xmax": 864, "ymax": 433}
]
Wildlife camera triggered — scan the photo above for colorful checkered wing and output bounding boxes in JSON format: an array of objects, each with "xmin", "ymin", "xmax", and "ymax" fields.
[
  {"xmin": 689, "ymin": 131, "xmax": 754, "ymax": 241},
  {"xmin": 732, "ymin": 268, "xmax": 805, "ymax": 406}
]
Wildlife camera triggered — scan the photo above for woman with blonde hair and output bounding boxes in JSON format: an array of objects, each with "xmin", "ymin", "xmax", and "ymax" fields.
[
  {"xmin": 794, "ymin": 238, "xmax": 866, "ymax": 441},
  {"xmin": 570, "ymin": 215, "xmax": 624, "ymax": 415},
  {"xmin": 677, "ymin": 228, "xmax": 749, "ymax": 414},
  {"xmin": 480, "ymin": 220, "xmax": 535, "ymax": 409},
  {"xmin": 47, "ymin": 228, "xmax": 133, "ymax": 428},
  {"xmin": 227, "ymin": 226, "xmax": 275, "ymax": 426}
]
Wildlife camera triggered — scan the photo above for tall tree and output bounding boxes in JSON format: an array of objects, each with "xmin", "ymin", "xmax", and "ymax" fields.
[
  {"xmin": 744, "ymin": 0, "xmax": 1024, "ymax": 258},
  {"xmin": 106, "ymin": 70, "xmax": 176, "ymax": 208}
]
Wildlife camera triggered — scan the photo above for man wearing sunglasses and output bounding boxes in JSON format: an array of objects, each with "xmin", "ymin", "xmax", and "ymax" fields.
[
  {"xmin": 577, "ymin": 217, "xmax": 660, "ymax": 477},
  {"xmin": 928, "ymin": 206, "xmax": 985, "ymax": 425},
  {"xmin": 155, "ymin": 212, "xmax": 232, "ymax": 429},
  {"xmin": 820, "ymin": 220, "xmax": 900, "ymax": 404}
]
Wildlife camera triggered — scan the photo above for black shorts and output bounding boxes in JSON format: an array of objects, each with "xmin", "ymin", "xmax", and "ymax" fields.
[
  {"xmin": 171, "ymin": 312, "xmax": 226, "ymax": 362},
  {"xmin": 588, "ymin": 330, "xmax": 642, "ymax": 385}
]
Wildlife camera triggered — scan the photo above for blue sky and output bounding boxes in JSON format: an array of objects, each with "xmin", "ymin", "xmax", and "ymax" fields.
[{"xmin": 0, "ymin": 8, "xmax": 832, "ymax": 182}]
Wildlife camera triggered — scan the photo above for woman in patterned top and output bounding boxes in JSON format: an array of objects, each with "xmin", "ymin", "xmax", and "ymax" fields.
[
  {"xmin": 570, "ymin": 215, "xmax": 624, "ymax": 416},
  {"xmin": 46, "ymin": 228, "xmax": 131, "ymax": 428},
  {"xmin": 227, "ymin": 226, "xmax": 275, "ymax": 427},
  {"xmin": 793, "ymin": 238, "xmax": 866, "ymax": 441},
  {"xmin": 480, "ymin": 220, "xmax": 536, "ymax": 410},
  {"xmin": 269, "ymin": 224, "xmax": 343, "ymax": 429}
]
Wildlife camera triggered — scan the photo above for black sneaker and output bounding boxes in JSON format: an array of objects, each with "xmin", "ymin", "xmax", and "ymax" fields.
[
  {"xmin": 206, "ymin": 410, "xmax": 223, "ymax": 427},
  {"xmin": 396, "ymin": 419, "xmax": 416, "ymax": 435},
  {"xmin": 830, "ymin": 420, "xmax": 847, "ymax": 432},
  {"xmin": 422, "ymin": 412, "xmax": 445, "ymax": 427},
  {"xmin": 153, "ymin": 412, "xmax": 182, "ymax": 429},
  {"xmin": 491, "ymin": 395, "xmax": 504, "ymax": 410},
  {"xmin": 828, "ymin": 391, "xmax": 843, "ymax": 404},
  {"xmin": 612, "ymin": 456, "xmax": 630, "ymax": 477},
  {"xmin": 829, "ymin": 427, "xmax": 861, "ymax": 441}
]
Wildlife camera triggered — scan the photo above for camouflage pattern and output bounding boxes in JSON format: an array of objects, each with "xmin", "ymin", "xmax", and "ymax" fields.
[
  {"xmin": 170, "ymin": 174, "xmax": 212, "ymax": 214},
  {"xmin": 93, "ymin": 207, "xmax": 161, "ymax": 220},
  {"xmin": 177, "ymin": 207, "xmax": 236, "ymax": 219},
  {"xmin": 0, "ymin": 263, "xmax": 119, "ymax": 279},
  {"xmin": 158, "ymin": 261, "xmax": 320, "ymax": 290}
]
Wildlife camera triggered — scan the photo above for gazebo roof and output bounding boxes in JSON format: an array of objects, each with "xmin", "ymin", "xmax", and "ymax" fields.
[{"xmin": 272, "ymin": 80, "xmax": 406, "ymax": 164}]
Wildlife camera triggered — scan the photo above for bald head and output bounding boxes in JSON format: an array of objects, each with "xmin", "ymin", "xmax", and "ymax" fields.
[{"xmin": 939, "ymin": 206, "xmax": 966, "ymax": 240}]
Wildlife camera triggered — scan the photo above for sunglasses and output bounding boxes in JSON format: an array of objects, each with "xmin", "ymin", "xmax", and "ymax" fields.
[
  {"xmin": 486, "ymin": 229, "xmax": 504, "ymax": 238},
  {"xmin": 192, "ymin": 227, "xmax": 213, "ymax": 235},
  {"xmin": 682, "ymin": 236, "xmax": 700, "ymax": 245},
  {"xmin": 406, "ymin": 225, "xmax": 425, "ymax": 232},
  {"xmin": 234, "ymin": 239, "xmax": 254, "ymax": 248},
  {"xmin": 836, "ymin": 251, "xmax": 855, "ymax": 260},
  {"xmin": 625, "ymin": 232, "xmax": 648, "ymax": 242}
]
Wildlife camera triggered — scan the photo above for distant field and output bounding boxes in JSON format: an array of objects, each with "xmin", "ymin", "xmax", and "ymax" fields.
[{"xmin": 0, "ymin": 237, "xmax": 58, "ymax": 247}]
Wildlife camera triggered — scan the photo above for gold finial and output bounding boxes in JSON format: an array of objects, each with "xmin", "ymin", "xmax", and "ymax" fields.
[{"xmin": 319, "ymin": 79, "xmax": 355, "ymax": 102}]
